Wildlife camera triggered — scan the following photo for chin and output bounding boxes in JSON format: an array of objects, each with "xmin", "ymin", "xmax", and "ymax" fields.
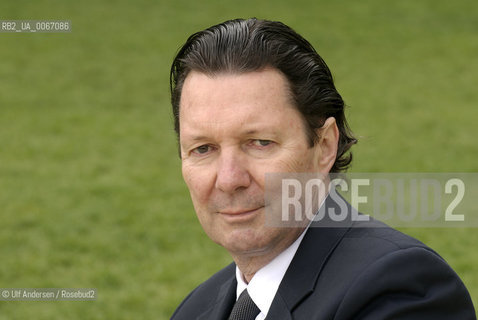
[{"xmin": 220, "ymin": 231, "xmax": 271, "ymax": 256}]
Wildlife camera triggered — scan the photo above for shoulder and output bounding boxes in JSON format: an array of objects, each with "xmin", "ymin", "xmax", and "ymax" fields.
[
  {"xmin": 171, "ymin": 262, "xmax": 236, "ymax": 319},
  {"xmin": 338, "ymin": 218, "xmax": 434, "ymax": 258},
  {"xmin": 321, "ymin": 219, "xmax": 476, "ymax": 319}
]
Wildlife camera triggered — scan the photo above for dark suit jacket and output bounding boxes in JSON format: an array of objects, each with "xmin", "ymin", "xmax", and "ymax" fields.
[{"xmin": 171, "ymin": 196, "xmax": 476, "ymax": 319}]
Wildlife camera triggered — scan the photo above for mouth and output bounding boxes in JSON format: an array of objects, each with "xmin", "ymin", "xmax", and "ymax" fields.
[{"xmin": 219, "ymin": 206, "xmax": 264, "ymax": 222}]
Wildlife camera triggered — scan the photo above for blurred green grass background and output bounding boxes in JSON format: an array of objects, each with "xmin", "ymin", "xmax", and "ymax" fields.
[{"xmin": 0, "ymin": 0, "xmax": 476, "ymax": 318}]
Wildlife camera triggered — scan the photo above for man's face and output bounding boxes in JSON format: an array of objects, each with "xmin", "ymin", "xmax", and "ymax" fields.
[{"xmin": 179, "ymin": 69, "xmax": 324, "ymax": 258}]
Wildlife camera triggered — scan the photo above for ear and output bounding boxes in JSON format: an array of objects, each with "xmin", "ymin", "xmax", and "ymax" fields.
[{"xmin": 316, "ymin": 117, "xmax": 339, "ymax": 173}]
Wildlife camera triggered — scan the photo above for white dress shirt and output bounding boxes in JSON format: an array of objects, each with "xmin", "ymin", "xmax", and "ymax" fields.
[{"xmin": 234, "ymin": 227, "xmax": 308, "ymax": 320}]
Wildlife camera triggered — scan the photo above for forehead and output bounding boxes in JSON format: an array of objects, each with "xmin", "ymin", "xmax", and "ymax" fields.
[
  {"xmin": 181, "ymin": 68, "xmax": 292, "ymax": 105},
  {"xmin": 178, "ymin": 69, "xmax": 299, "ymax": 131}
]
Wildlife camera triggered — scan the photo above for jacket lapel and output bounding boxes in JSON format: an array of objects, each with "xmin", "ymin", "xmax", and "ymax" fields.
[
  {"xmin": 266, "ymin": 195, "xmax": 353, "ymax": 319},
  {"xmin": 198, "ymin": 274, "xmax": 237, "ymax": 320}
]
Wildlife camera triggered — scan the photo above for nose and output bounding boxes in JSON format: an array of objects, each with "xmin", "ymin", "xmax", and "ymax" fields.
[{"xmin": 215, "ymin": 148, "xmax": 251, "ymax": 193}]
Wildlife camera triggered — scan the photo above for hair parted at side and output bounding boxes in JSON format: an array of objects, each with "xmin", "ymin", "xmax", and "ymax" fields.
[{"xmin": 170, "ymin": 18, "xmax": 357, "ymax": 172}]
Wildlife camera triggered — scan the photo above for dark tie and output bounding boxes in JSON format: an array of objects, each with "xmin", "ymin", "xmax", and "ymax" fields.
[{"xmin": 228, "ymin": 289, "xmax": 260, "ymax": 320}]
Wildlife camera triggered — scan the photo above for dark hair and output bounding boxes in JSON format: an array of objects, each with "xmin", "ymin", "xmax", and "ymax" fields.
[{"xmin": 170, "ymin": 18, "xmax": 357, "ymax": 172}]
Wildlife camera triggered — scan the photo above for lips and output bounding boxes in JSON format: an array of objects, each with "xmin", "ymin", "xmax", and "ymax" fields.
[
  {"xmin": 220, "ymin": 208, "xmax": 261, "ymax": 215},
  {"xmin": 219, "ymin": 206, "xmax": 264, "ymax": 221}
]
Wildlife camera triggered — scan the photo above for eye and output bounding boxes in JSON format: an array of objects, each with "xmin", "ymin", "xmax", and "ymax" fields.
[
  {"xmin": 252, "ymin": 139, "xmax": 272, "ymax": 147},
  {"xmin": 192, "ymin": 144, "xmax": 212, "ymax": 155}
]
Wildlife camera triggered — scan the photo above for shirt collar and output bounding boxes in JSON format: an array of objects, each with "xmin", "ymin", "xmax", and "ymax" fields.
[{"xmin": 235, "ymin": 227, "xmax": 308, "ymax": 318}]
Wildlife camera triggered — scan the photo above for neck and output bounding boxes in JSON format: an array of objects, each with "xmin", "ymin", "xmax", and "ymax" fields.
[
  {"xmin": 233, "ymin": 253, "xmax": 276, "ymax": 283},
  {"xmin": 231, "ymin": 226, "xmax": 306, "ymax": 283}
]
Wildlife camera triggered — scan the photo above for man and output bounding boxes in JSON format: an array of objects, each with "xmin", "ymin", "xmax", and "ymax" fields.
[{"xmin": 170, "ymin": 18, "xmax": 475, "ymax": 319}]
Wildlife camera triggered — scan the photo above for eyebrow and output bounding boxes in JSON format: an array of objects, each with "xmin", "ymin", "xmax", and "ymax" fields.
[
  {"xmin": 181, "ymin": 125, "xmax": 278, "ymax": 143},
  {"xmin": 186, "ymin": 135, "xmax": 209, "ymax": 142},
  {"xmin": 243, "ymin": 129, "xmax": 261, "ymax": 135}
]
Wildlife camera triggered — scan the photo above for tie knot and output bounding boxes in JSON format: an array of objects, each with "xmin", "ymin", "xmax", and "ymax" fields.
[{"xmin": 228, "ymin": 289, "xmax": 260, "ymax": 320}]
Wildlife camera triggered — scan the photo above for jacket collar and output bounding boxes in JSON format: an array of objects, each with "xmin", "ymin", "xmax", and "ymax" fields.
[
  {"xmin": 197, "ymin": 270, "xmax": 237, "ymax": 320},
  {"xmin": 266, "ymin": 194, "xmax": 353, "ymax": 319}
]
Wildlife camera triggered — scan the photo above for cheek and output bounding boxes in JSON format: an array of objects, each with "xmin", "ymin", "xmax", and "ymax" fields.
[
  {"xmin": 182, "ymin": 164, "xmax": 213, "ymax": 205},
  {"xmin": 248, "ymin": 165, "xmax": 266, "ymax": 187},
  {"xmin": 276, "ymin": 147, "xmax": 316, "ymax": 172}
]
